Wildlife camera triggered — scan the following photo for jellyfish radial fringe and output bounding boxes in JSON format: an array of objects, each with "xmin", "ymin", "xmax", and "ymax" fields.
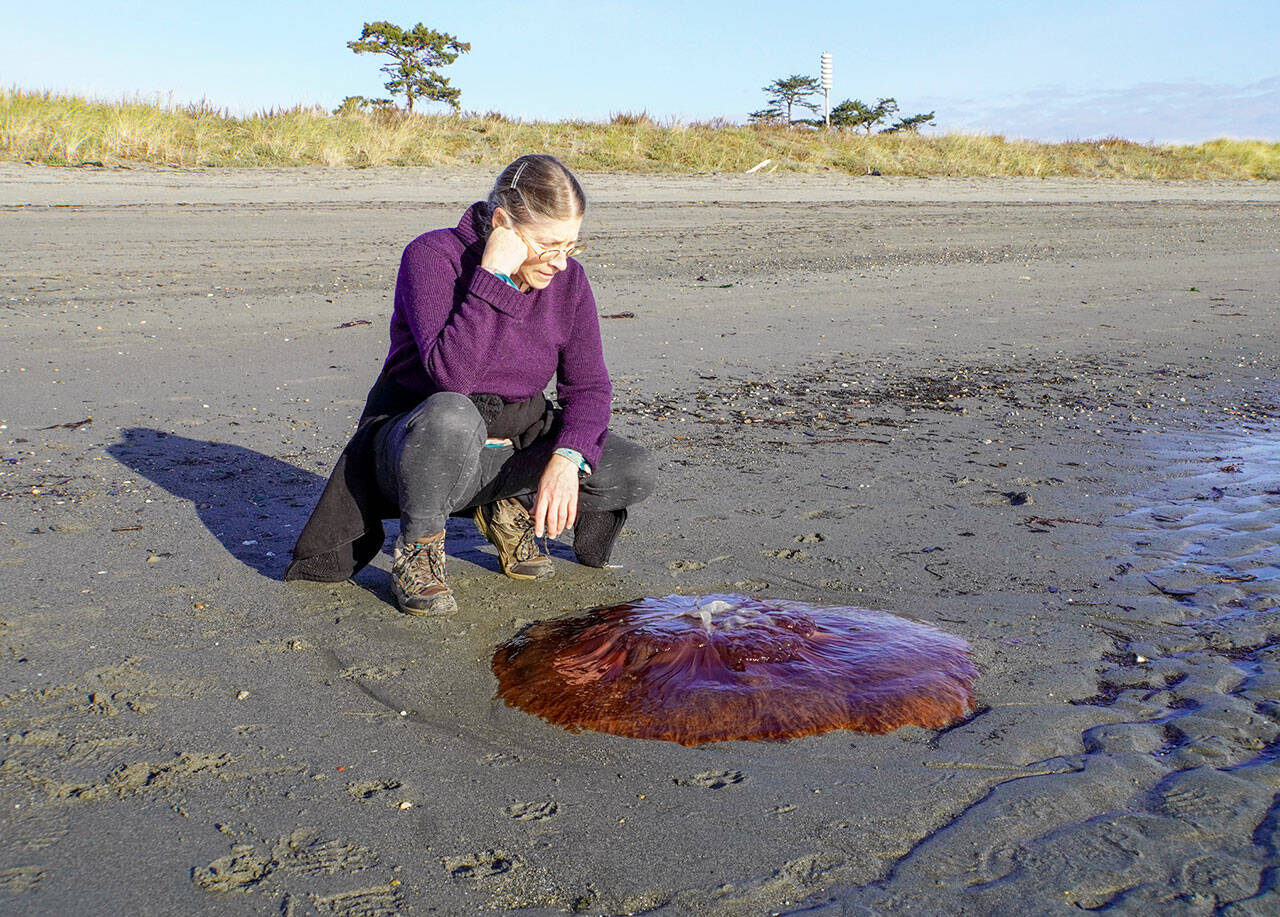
[{"xmin": 491, "ymin": 593, "xmax": 979, "ymax": 745}]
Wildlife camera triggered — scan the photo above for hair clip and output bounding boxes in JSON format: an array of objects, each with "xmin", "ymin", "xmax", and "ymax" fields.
[{"xmin": 509, "ymin": 160, "xmax": 528, "ymax": 190}]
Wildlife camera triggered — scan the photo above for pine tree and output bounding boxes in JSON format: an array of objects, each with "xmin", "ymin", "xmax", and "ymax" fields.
[
  {"xmin": 759, "ymin": 75, "xmax": 822, "ymax": 125},
  {"xmin": 348, "ymin": 21, "xmax": 471, "ymax": 113}
]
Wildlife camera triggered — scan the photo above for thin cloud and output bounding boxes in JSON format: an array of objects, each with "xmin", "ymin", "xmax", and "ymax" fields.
[{"xmin": 930, "ymin": 77, "xmax": 1280, "ymax": 143}]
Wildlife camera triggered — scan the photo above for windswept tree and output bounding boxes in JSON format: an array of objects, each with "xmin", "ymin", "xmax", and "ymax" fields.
[
  {"xmin": 830, "ymin": 97, "xmax": 898, "ymax": 133},
  {"xmin": 828, "ymin": 98, "xmax": 867, "ymax": 131},
  {"xmin": 348, "ymin": 21, "xmax": 471, "ymax": 113},
  {"xmin": 883, "ymin": 111, "xmax": 937, "ymax": 133},
  {"xmin": 334, "ymin": 95, "xmax": 397, "ymax": 116},
  {"xmin": 757, "ymin": 74, "xmax": 822, "ymax": 126},
  {"xmin": 747, "ymin": 106, "xmax": 785, "ymax": 125}
]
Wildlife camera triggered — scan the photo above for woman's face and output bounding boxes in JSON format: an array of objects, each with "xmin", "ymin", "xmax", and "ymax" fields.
[{"xmin": 511, "ymin": 213, "xmax": 584, "ymax": 291}]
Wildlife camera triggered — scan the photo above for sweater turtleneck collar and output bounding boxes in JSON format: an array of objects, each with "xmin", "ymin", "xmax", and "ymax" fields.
[{"xmin": 454, "ymin": 200, "xmax": 493, "ymax": 249}]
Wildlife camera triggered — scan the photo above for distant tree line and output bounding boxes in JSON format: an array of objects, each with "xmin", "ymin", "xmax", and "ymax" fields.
[
  {"xmin": 337, "ymin": 22, "xmax": 936, "ymax": 132},
  {"xmin": 750, "ymin": 74, "xmax": 935, "ymax": 133}
]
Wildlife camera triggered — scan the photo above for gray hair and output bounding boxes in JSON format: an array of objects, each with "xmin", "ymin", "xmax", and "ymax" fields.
[{"xmin": 487, "ymin": 154, "xmax": 586, "ymax": 228}]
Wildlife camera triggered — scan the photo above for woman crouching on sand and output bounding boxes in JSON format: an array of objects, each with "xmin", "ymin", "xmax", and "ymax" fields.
[{"xmin": 284, "ymin": 154, "xmax": 656, "ymax": 614}]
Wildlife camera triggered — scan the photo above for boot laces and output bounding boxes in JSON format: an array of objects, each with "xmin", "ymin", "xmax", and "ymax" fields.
[
  {"xmin": 507, "ymin": 505, "xmax": 541, "ymax": 562},
  {"xmin": 396, "ymin": 537, "xmax": 447, "ymax": 595}
]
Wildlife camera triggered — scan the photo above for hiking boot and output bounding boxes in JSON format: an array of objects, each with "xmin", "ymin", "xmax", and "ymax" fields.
[
  {"xmin": 391, "ymin": 530, "xmax": 457, "ymax": 616},
  {"xmin": 472, "ymin": 497, "xmax": 555, "ymax": 580}
]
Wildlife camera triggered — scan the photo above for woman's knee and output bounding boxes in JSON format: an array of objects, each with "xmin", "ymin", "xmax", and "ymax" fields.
[
  {"xmin": 590, "ymin": 434, "xmax": 656, "ymax": 506},
  {"xmin": 401, "ymin": 392, "xmax": 485, "ymax": 449}
]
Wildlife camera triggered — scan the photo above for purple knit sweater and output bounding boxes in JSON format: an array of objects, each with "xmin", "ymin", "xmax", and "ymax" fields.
[{"xmin": 381, "ymin": 202, "xmax": 612, "ymax": 466}]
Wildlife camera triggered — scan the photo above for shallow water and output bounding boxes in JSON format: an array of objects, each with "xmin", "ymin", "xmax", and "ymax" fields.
[
  {"xmin": 1118, "ymin": 427, "xmax": 1280, "ymax": 625},
  {"xmin": 1081, "ymin": 426, "xmax": 1280, "ymax": 775}
]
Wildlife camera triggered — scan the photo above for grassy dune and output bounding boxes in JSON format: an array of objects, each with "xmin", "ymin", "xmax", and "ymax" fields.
[{"xmin": 3, "ymin": 88, "xmax": 1278, "ymax": 178}]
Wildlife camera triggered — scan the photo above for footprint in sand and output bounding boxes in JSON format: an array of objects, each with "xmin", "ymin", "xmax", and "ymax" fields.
[
  {"xmin": 0, "ymin": 866, "xmax": 45, "ymax": 894},
  {"xmin": 304, "ymin": 885, "xmax": 405, "ymax": 914},
  {"xmin": 271, "ymin": 828, "xmax": 380, "ymax": 875},
  {"xmin": 482, "ymin": 752, "xmax": 520, "ymax": 767},
  {"xmin": 667, "ymin": 559, "xmax": 707, "ymax": 572},
  {"xmin": 347, "ymin": 779, "xmax": 402, "ymax": 801},
  {"xmin": 801, "ymin": 503, "xmax": 863, "ymax": 520},
  {"xmin": 763, "ymin": 548, "xmax": 808, "ymax": 560},
  {"xmin": 443, "ymin": 849, "xmax": 522, "ymax": 880},
  {"xmin": 192, "ymin": 845, "xmax": 273, "ymax": 892},
  {"xmin": 503, "ymin": 800, "xmax": 559, "ymax": 821},
  {"xmin": 193, "ymin": 829, "xmax": 385, "ymax": 896},
  {"xmin": 795, "ymin": 532, "xmax": 825, "ymax": 544},
  {"xmin": 675, "ymin": 769, "xmax": 746, "ymax": 789},
  {"xmin": 980, "ymin": 490, "xmax": 1033, "ymax": 506},
  {"xmin": 338, "ymin": 664, "xmax": 405, "ymax": 681}
]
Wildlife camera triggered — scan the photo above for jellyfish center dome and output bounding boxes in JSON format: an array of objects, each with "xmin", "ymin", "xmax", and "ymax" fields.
[{"xmin": 679, "ymin": 596, "xmax": 768, "ymax": 633}]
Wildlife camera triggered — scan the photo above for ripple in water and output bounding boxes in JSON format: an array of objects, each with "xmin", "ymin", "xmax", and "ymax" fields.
[
  {"xmin": 492, "ymin": 594, "xmax": 979, "ymax": 745},
  {"xmin": 1118, "ymin": 429, "xmax": 1280, "ymax": 623}
]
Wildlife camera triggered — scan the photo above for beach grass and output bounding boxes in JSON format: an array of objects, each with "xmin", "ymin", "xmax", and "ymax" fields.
[{"xmin": 3, "ymin": 88, "xmax": 1278, "ymax": 179}]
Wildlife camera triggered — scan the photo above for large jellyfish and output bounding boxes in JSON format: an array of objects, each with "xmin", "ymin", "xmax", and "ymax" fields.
[{"xmin": 492, "ymin": 593, "xmax": 979, "ymax": 745}]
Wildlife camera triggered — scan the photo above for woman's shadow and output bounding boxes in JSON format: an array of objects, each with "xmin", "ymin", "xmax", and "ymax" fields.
[{"xmin": 107, "ymin": 428, "xmax": 563, "ymax": 594}]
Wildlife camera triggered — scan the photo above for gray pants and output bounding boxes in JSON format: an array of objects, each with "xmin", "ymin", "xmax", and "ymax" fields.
[{"xmin": 373, "ymin": 391, "xmax": 655, "ymax": 543}]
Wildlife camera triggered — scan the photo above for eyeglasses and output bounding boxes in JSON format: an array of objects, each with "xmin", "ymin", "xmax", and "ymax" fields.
[{"xmin": 515, "ymin": 229, "xmax": 586, "ymax": 263}]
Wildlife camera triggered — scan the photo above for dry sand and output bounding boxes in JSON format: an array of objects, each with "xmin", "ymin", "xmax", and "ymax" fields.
[{"xmin": 2, "ymin": 162, "xmax": 1279, "ymax": 915}]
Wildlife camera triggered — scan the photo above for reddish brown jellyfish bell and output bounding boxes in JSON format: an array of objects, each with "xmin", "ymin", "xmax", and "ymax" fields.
[{"xmin": 492, "ymin": 594, "xmax": 979, "ymax": 745}]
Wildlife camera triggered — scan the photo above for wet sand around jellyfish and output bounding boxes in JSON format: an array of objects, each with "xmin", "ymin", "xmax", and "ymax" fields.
[{"xmin": 492, "ymin": 593, "xmax": 979, "ymax": 745}]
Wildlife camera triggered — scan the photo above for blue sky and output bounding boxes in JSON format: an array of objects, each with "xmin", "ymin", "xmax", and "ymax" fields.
[{"xmin": 4, "ymin": 0, "xmax": 1278, "ymax": 142}]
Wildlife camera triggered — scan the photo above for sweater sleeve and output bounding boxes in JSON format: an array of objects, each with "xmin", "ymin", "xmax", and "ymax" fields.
[
  {"xmin": 554, "ymin": 272, "xmax": 612, "ymax": 467},
  {"xmin": 395, "ymin": 238, "xmax": 530, "ymax": 395}
]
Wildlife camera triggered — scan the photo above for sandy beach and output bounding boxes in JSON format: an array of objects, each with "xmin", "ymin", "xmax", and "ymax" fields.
[{"xmin": 2, "ymin": 162, "xmax": 1279, "ymax": 914}]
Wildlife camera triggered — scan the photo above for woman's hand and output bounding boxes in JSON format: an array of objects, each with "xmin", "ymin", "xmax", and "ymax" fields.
[
  {"xmin": 481, "ymin": 220, "xmax": 528, "ymax": 277},
  {"xmin": 533, "ymin": 453, "xmax": 580, "ymax": 539}
]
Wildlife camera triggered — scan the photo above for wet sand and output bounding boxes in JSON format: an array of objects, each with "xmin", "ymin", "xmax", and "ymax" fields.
[{"xmin": 2, "ymin": 163, "xmax": 1279, "ymax": 914}]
